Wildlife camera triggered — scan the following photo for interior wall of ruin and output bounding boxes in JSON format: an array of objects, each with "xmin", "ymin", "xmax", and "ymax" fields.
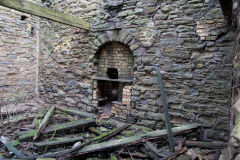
[
  {"xmin": 0, "ymin": 6, "xmax": 39, "ymax": 105},
  {"xmin": 38, "ymin": 0, "xmax": 237, "ymax": 141}
]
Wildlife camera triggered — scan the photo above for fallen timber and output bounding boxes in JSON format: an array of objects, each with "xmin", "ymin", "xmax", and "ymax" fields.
[
  {"xmin": 40, "ymin": 124, "xmax": 132, "ymax": 158},
  {"xmin": 56, "ymin": 106, "xmax": 96, "ymax": 119},
  {"xmin": 0, "ymin": 136, "xmax": 30, "ymax": 159},
  {"xmin": 33, "ymin": 106, "xmax": 55, "ymax": 140},
  {"xmin": 43, "ymin": 118, "xmax": 96, "ymax": 134},
  {"xmin": 71, "ymin": 123, "xmax": 200, "ymax": 157},
  {"xmin": 18, "ymin": 118, "xmax": 96, "ymax": 141},
  {"xmin": 182, "ymin": 140, "xmax": 227, "ymax": 149},
  {"xmin": 33, "ymin": 136, "xmax": 84, "ymax": 149},
  {"xmin": 156, "ymin": 66, "xmax": 175, "ymax": 152}
]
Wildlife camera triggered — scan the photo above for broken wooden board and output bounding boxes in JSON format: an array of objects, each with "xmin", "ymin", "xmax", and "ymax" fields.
[
  {"xmin": 18, "ymin": 130, "xmax": 38, "ymax": 141},
  {"xmin": 43, "ymin": 118, "xmax": 96, "ymax": 134},
  {"xmin": 34, "ymin": 106, "xmax": 55, "ymax": 140},
  {"xmin": 73, "ymin": 123, "xmax": 201, "ymax": 156},
  {"xmin": 0, "ymin": 136, "xmax": 29, "ymax": 159},
  {"xmin": 97, "ymin": 124, "xmax": 131, "ymax": 142},
  {"xmin": 56, "ymin": 107, "xmax": 96, "ymax": 119},
  {"xmin": 183, "ymin": 140, "xmax": 227, "ymax": 149},
  {"xmin": 34, "ymin": 136, "xmax": 83, "ymax": 149},
  {"xmin": 32, "ymin": 107, "xmax": 48, "ymax": 128},
  {"xmin": 0, "ymin": 0, "xmax": 90, "ymax": 30},
  {"xmin": 19, "ymin": 119, "xmax": 95, "ymax": 141},
  {"xmin": 40, "ymin": 124, "xmax": 131, "ymax": 158}
]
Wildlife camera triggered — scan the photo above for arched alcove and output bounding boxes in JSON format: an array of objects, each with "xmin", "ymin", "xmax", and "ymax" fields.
[
  {"xmin": 95, "ymin": 42, "xmax": 134, "ymax": 80},
  {"xmin": 92, "ymin": 42, "xmax": 134, "ymax": 119}
]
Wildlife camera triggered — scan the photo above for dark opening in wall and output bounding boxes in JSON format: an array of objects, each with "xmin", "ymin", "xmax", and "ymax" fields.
[
  {"xmin": 219, "ymin": 0, "xmax": 233, "ymax": 24},
  {"xmin": 30, "ymin": 26, "xmax": 35, "ymax": 37},
  {"xmin": 107, "ymin": 68, "xmax": 118, "ymax": 79},
  {"xmin": 97, "ymin": 81, "xmax": 120, "ymax": 106},
  {"xmin": 20, "ymin": 15, "xmax": 28, "ymax": 21}
]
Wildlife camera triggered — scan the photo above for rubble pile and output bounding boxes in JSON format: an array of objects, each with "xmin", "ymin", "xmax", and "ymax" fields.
[{"xmin": 0, "ymin": 106, "xmax": 227, "ymax": 160}]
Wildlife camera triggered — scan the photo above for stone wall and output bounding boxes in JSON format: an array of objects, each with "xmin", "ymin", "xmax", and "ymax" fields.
[
  {"xmin": 38, "ymin": 0, "xmax": 236, "ymax": 141},
  {"xmin": 0, "ymin": 6, "xmax": 38, "ymax": 105}
]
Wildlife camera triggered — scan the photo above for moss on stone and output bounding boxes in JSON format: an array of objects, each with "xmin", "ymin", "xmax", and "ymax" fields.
[{"xmin": 206, "ymin": 8, "xmax": 223, "ymax": 19}]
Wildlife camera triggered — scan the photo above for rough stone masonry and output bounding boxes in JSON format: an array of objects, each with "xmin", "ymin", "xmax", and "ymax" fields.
[
  {"xmin": 0, "ymin": 0, "xmax": 238, "ymax": 144},
  {"xmin": 0, "ymin": 6, "xmax": 38, "ymax": 105}
]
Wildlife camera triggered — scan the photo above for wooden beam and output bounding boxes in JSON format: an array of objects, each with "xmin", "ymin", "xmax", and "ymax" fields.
[
  {"xmin": 0, "ymin": 0, "xmax": 90, "ymax": 30},
  {"xmin": 33, "ymin": 106, "xmax": 55, "ymax": 140},
  {"xmin": 34, "ymin": 136, "xmax": 84, "ymax": 149},
  {"xmin": 40, "ymin": 124, "xmax": 131, "ymax": 158},
  {"xmin": 73, "ymin": 123, "xmax": 201, "ymax": 157},
  {"xmin": 56, "ymin": 106, "xmax": 96, "ymax": 119},
  {"xmin": 0, "ymin": 136, "xmax": 29, "ymax": 159},
  {"xmin": 18, "ymin": 119, "xmax": 96, "ymax": 141},
  {"xmin": 43, "ymin": 118, "xmax": 96, "ymax": 134}
]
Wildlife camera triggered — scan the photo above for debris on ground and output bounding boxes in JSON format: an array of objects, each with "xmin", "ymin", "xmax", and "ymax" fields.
[{"xmin": 0, "ymin": 104, "xmax": 228, "ymax": 160}]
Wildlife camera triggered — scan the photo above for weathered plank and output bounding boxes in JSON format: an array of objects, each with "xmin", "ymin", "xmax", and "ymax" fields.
[
  {"xmin": 34, "ymin": 136, "xmax": 83, "ymax": 149},
  {"xmin": 34, "ymin": 106, "xmax": 55, "ymax": 140},
  {"xmin": 183, "ymin": 140, "xmax": 227, "ymax": 149},
  {"xmin": 43, "ymin": 118, "xmax": 96, "ymax": 134},
  {"xmin": 19, "ymin": 119, "xmax": 95, "ymax": 141},
  {"xmin": 18, "ymin": 130, "xmax": 38, "ymax": 141},
  {"xmin": 40, "ymin": 124, "xmax": 131, "ymax": 158},
  {"xmin": 0, "ymin": 0, "xmax": 90, "ymax": 30},
  {"xmin": 97, "ymin": 124, "xmax": 131, "ymax": 142},
  {"xmin": 32, "ymin": 107, "xmax": 47, "ymax": 128},
  {"xmin": 73, "ymin": 123, "xmax": 201, "ymax": 156},
  {"xmin": 0, "ymin": 136, "xmax": 29, "ymax": 159},
  {"xmin": 56, "ymin": 107, "xmax": 96, "ymax": 119}
]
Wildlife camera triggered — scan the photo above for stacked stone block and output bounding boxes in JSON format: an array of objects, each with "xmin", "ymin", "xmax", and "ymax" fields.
[
  {"xmin": 0, "ymin": 6, "xmax": 38, "ymax": 105},
  {"xmin": 197, "ymin": 19, "xmax": 227, "ymax": 41}
]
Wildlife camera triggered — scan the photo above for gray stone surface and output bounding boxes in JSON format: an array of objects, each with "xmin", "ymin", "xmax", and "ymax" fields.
[{"xmin": 0, "ymin": 6, "xmax": 38, "ymax": 105}]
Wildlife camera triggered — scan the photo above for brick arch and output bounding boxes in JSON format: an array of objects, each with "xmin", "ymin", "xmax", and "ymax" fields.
[
  {"xmin": 92, "ymin": 30, "xmax": 139, "ymax": 54},
  {"xmin": 95, "ymin": 41, "xmax": 134, "ymax": 80}
]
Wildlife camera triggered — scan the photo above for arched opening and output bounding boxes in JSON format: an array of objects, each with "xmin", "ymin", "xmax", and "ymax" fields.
[
  {"xmin": 95, "ymin": 42, "xmax": 134, "ymax": 79},
  {"xmin": 92, "ymin": 42, "xmax": 134, "ymax": 118}
]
